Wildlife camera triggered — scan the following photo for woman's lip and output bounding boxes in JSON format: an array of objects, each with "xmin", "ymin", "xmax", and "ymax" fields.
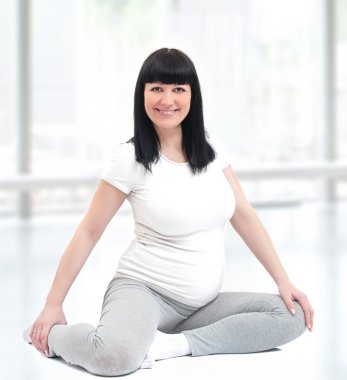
[{"xmin": 155, "ymin": 108, "xmax": 179, "ymax": 116}]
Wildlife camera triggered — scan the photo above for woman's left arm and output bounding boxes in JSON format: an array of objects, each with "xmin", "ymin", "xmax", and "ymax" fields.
[{"xmin": 223, "ymin": 165, "xmax": 314, "ymax": 331}]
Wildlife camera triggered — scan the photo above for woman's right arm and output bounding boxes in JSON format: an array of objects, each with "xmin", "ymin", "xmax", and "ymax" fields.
[{"xmin": 30, "ymin": 179, "xmax": 127, "ymax": 355}]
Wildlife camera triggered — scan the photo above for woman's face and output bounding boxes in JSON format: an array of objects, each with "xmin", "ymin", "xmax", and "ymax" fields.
[{"xmin": 144, "ymin": 83, "xmax": 191, "ymax": 131}]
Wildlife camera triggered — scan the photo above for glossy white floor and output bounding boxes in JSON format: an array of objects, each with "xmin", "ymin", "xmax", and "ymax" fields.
[{"xmin": 1, "ymin": 202, "xmax": 346, "ymax": 380}]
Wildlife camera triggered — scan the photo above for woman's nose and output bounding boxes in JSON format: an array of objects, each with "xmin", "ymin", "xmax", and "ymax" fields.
[{"xmin": 160, "ymin": 91, "xmax": 175, "ymax": 106}]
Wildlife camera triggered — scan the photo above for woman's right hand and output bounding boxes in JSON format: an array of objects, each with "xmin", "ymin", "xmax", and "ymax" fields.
[{"xmin": 30, "ymin": 304, "xmax": 67, "ymax": 356}]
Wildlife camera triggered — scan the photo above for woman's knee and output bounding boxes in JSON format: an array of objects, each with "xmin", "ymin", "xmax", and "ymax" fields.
[
  {"xmin": 274, "ymin": 299, "xmax": 306, "ymax": 344},
  {"xmin": 86, "ymin": 341, "xmax": 144, "ymax": 377},
  {"xmin": 266, "ymin": 295, "xmax": 306, "ymax": 341}
]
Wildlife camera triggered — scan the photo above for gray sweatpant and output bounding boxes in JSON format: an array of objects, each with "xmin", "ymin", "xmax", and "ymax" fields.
[{"xmin": 48, "ymin": 276, "xmax": 306, "ymax": 376}]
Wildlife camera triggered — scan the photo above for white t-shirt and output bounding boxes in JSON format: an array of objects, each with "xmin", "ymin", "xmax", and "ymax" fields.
[{"xmin": 101, "ymin": 135, "xmax": 235, "ymax": 307}]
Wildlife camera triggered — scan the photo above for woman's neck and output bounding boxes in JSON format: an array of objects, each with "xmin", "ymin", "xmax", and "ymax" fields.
[
  {"xmin": 155, "ymin": 125, "xmax": 183, "ymax": 151},
  {"xmin": 154, "ymin": 125, "xmax": 187, "ymax": 162}
]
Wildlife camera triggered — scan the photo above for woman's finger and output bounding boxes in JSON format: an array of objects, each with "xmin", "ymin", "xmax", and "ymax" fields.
[
  {"xmin": 30, "ymin": 326, "xmax": 38, "ymax": 350},
  {"xmin": 40, "ymin": 325, "xmax": 51, "ymax": 356},
  {"xmin": 296, "ymin": 293, "xmax": 314, "ymax": 331},
  {"xmin": 304, "ymin": 307, "xmax": 312, "ymax": 330},
  {"xmin": 279, "ymin": 288, "xmax": 296, "ymax": 315},
  {"xmin": 305, "ymin": 302, "xmax": 314, "ymax": 331},
  {"xmin": 30, "ymin": 325, "xmax": 39, "ymax": 347},
  {"xmin": 32, "ymin": 325, "xmax": 45, "ymax": 354},
  {"xmin": 34, "ymin": 327, "xmax": 44, "ymax": 353},
  {"xmin": 284, "ymin": 297, "xmax": 296, "ymax": 315}
]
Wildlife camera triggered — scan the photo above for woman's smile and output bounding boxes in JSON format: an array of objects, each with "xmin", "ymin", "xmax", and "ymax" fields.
[{"xmin": 155, "ymin": 108, "xmax": 179, "ymax": 116}]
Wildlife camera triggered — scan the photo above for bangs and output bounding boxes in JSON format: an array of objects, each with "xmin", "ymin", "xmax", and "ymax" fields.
[{"xmin": 141, "ymin": 49, "xmax": 196, "ymax": 85}]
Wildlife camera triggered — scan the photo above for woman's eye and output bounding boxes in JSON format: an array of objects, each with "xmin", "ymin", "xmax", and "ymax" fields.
[
  {"xmin": 174, "ymin": 87, "xmax": 185, "ymax": 93},
  {"xmin": 150, "ymin": 87, "xmax": 162, "ymax": 92}
]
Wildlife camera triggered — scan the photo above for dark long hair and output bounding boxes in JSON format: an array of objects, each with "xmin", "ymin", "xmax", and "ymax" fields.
[{"xmin": 129, "ymin": 48, "xmax": 215, "ymax": 174}]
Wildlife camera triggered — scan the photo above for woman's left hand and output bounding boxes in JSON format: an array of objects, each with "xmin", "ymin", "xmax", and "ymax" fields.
[{"xmin": 278, "ymin": 280, "xmax": 314, "ymax": 332}]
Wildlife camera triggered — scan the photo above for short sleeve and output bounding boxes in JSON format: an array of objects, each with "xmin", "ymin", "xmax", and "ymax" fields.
[
  {"xmin": 101, "ymin": 142, "xmax": 143, "ymax": 194},
  {"xmin": 208, "ymin": 133, "xmax": 231, "ymax": 170}
]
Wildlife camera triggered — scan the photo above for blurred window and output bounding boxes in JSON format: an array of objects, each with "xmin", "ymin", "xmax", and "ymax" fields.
[
  {"xmin": 0, "ymin": 0, "xmax": 18, "ymax": 214},
  {"xmin": 0, "ymin": 0, "xmax": 345, "ymax": 216},
  {"xmin": 337, "ymin": 0, "xmax": 347, "ymax": 200}
]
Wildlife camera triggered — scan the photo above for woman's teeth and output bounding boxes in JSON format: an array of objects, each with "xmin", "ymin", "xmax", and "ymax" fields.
[{"xmin": 157, "ymin": 109, "xmax": 177, "ymax": 115}]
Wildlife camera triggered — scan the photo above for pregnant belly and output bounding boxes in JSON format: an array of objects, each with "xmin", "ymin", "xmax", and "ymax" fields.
[{"xmin": 117, "ymin": 239, "xmax": 226, "ymax": 307}]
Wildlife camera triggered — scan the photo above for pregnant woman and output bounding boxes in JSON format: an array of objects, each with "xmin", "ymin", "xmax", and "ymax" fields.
[{"xmin": 24, "ymin": 47, "xmax": 313, "ymax": 376}]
